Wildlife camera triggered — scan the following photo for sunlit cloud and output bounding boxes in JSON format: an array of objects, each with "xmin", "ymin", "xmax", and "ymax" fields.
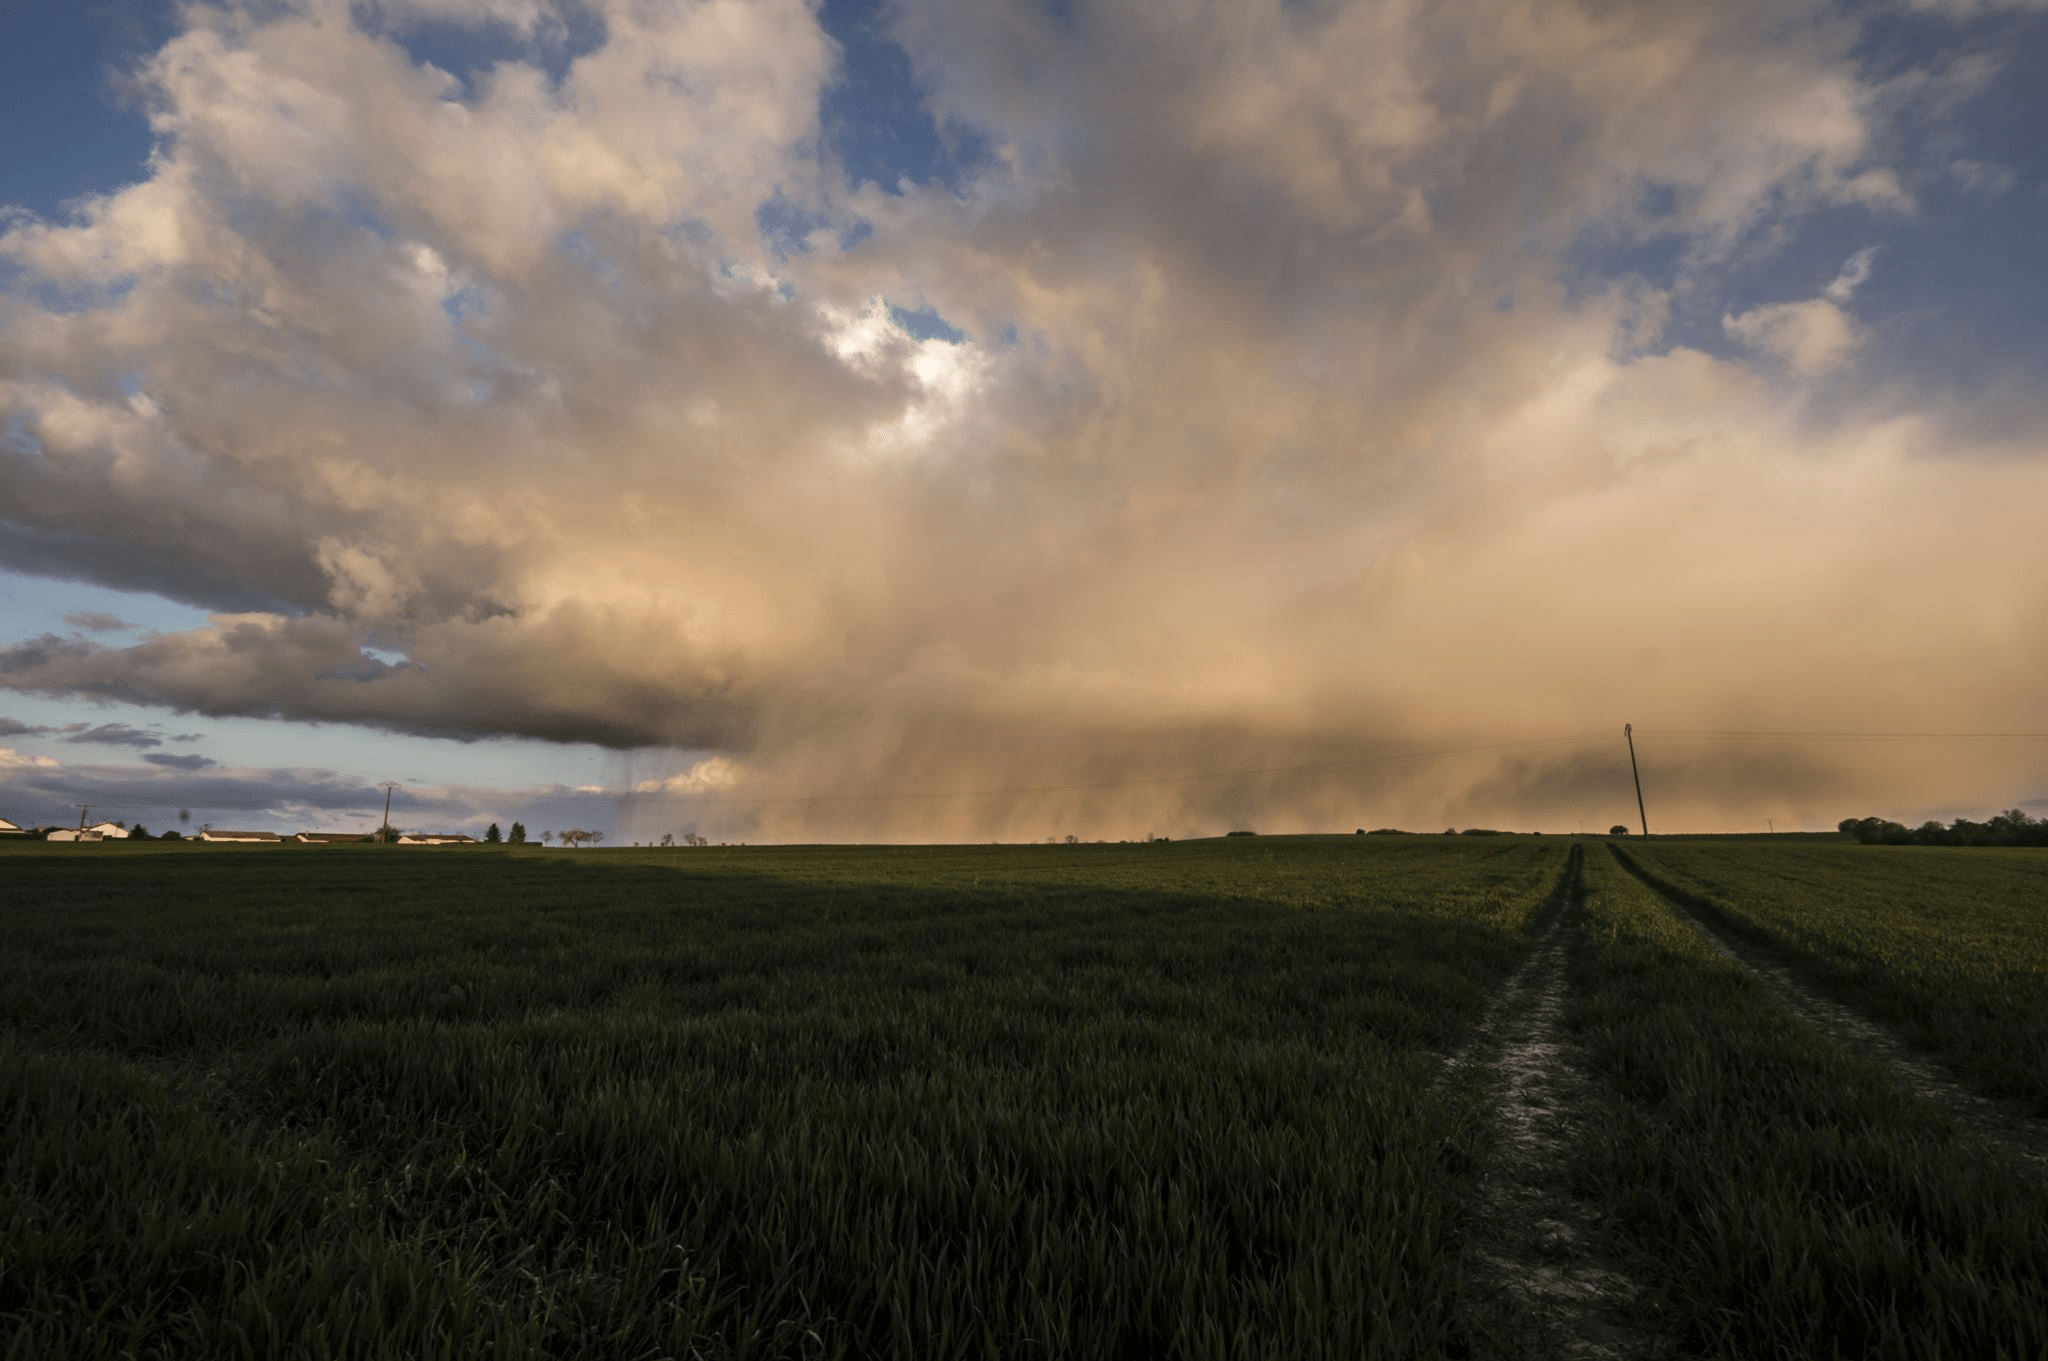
[{"xmin": 2, "ymin": 0, "xmax": 2045, "ymax": 839}]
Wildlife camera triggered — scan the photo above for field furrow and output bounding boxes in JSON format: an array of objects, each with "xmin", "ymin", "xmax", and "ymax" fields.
[
  {"xmin": 1616, "ymin": 840, "xmax": 2048, "ymax": 1113},
  {"xmin": 1609, "ymin": 846, "xmax": 2048, "ymax": 1175},
  {"xmin": 1566, "ymin": 842, "xmax": 2048, "ymax": 1359}
]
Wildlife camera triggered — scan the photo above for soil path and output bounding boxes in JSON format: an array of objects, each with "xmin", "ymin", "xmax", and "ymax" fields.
[
  {"xmin": 1445, "ymin": 849, "xmax": 1673, "ymax": 1359},
  {"xmin": 1610, "ymin": 848, "xmax": 2048, "ymax": 1175}
]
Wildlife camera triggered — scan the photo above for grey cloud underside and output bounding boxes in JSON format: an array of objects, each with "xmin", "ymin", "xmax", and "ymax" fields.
[
  {"xmin": 64, "ymin": 721, "xmax": 163, "ymax": 748},
  {"xmin": 0, "ymin": 621, "xmax": 748, "ymax": 749},
  {"xmin": 1, "ymin": 0, "xmax": 2045, "ymax": 832},
  {"xmin": 0, "ymin": 504, "xmax": 320, "ymax": 618},
  {"xmin": 142, "ymin": 752, "xmax": 219, "ymax": 770},
  {"xmin": 0, "ymin": 760, "xmax": 451, "ymax": 826},
  {"xmin": 62, "ymin": 610, "xmax": 136, "ymax": 633}
]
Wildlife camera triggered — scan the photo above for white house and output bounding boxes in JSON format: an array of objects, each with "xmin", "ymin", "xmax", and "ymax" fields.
[
  {"xmin": 396, "ymin": 833, "xmax": 478, "ymax": 845},
  {"xmin": 293, "ymin": 831, "xmax": 372, "ymax": 843},
  {"xmin": 88, "ymin": 821, "xmax": 131, "ymax": 838},
  {"xmin": 0, "ymin": 816, "xmax": 27, "ymax": 838},
  {"xmin": 194, "ymin": 829, "xmax": 282, "ymax": 843},
  {"xmin": 45, "ymin": 828, "xmax": 103, "ymax": 842}
]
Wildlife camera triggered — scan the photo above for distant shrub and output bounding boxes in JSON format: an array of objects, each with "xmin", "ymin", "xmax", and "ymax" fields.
[
  {"xmin": 1459, "ymin": 828, "xmax": 1504, "ymax": 836},
  {"xmin": 1225, "ymin": 829, "xmax": 1257, "ymax": 837},
  {"xmin": 1366, "ymin": 828, "xmax": 1408, "ymax": 835},
  {"xmin": 1609, "ymin": 825, "xmax": 1630, "ymax": 836}
]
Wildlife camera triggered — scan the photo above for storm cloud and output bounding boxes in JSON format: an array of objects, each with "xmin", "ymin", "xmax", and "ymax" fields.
[{"xmin": 3, "ymin": 0, "xmax": 2045, "ymax": 838}]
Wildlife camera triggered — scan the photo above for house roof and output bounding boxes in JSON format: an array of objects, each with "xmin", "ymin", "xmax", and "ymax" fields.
[
  {"xmin": 294, "ymin": 832, "xmax": 370, "ymax": 842},
  {"xmin": 199, "ymin": 829, "xmax": 282, "ymax": 841}
]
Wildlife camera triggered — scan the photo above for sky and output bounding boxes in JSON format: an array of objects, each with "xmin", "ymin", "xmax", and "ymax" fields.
[{"xmin": 3, "ymin": 0, "xmax": 2047, "ymax": 843}]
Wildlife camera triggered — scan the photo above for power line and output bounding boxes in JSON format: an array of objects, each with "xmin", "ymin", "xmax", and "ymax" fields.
[{"xmin": 1638, "ymin": 730, "xmax": 2048, "ymax": 741}]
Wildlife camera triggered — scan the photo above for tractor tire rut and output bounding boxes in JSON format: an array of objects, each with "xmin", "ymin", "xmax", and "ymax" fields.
[
  {"xmin": 1447, "ymin": 850, "xmax": 1674, "ymax": 1359},
  {"xmin": 1613, "ymin": 851, "xmax": 2048, "ymax": 1175}
]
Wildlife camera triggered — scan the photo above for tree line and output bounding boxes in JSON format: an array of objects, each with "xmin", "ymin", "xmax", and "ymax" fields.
[{"xmin": 1838, "ymin": 809, "xmax": 2047, "ymax": 847}]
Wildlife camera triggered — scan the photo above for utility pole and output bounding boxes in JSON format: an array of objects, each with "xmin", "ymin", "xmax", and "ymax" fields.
[
  {"xmin": 78, "ymin": 804, "xmax": 91, "ymax": 833},
  {"xmin": 378, "ymin": 782, "xmax": 399, "ymax": 843},
  {"xmin": 1624, "ymin": 724, "xmax": 1648, "ymax": 838}
]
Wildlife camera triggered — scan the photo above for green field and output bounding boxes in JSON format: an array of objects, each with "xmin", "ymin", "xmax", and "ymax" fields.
[
  {"xmin": 1617, "ymin": 840, "xmax": 2048, "ymax": 1113},
  {"xmin": 3, "ymin": 836, "xmax": 2044, "ymax": 1358}
]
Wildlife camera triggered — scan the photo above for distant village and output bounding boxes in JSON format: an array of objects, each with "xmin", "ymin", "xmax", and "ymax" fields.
[{"xmin": 0, "ymin": 817, "xmax": 477, "ymax": 845}]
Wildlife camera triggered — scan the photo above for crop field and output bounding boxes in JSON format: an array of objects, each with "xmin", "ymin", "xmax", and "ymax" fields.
[
  {"xmin": 3, "ymin": 835, "xmax": 2045, "ymax": 1359},
  {"xmin": 1616, "ymin": 840, "xmax": 2048, "ymax": 1113}
]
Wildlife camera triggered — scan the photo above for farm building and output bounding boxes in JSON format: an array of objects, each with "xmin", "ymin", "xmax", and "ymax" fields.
[
  {"xmin": 293, "ymin": 831, "xmax": 372, "ymax": 843},
  {"xmin": 395, "ymin": 833, "xmax": 478, "ymax": 845},
  {"xmin": 194, "ymin": 829, "xmax": 282, "ymax": 843},
  {"xmin": 88, "ymin": 821, "xmax": 131, "ymax": 838},
  {"xmin": 44, "ymin": 828, "xmax": 104, "ymax": 842},
  {"xmin": 0, "ymin": 817, "xmax": 27, "ymax": 837}
]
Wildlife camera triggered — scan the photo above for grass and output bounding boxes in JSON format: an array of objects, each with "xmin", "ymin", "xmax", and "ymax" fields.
[
  {"xmin": 1567, "ymin": 843, "xmax": 2048, "ymax": 1360},
  {"xmin": 1615, "ymin": 839, "xmax": 2048, "ymax": 1113},
  {"xmin": 8, "ymin": 834, "xmax": 2045, "ymax": 1358},
  {"xmin": 2, "ymin": 836, "xmax": 1563, "ymax": 1359}
]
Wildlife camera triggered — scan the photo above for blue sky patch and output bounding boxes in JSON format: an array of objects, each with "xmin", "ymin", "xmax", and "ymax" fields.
[
  {"xmin": 889, "ymin": 302, "xmax": 966, "ymax": 344},
  {"xmin": 818, "ymin": 0, "xmax": 990, "ymax": 193}
]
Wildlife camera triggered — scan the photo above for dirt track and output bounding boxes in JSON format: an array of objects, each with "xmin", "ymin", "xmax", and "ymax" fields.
[{"xmin": 1445, "ymin": 848, "xmax": 1673, "ymax": 1360}]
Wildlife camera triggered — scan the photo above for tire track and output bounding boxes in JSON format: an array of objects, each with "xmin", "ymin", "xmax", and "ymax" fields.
[
  {"xmin": 1610, "ymin": 847, "xmax": 2048, "ymax": 1175},
  {"xmin": 1446, "ymin": 848, "xmax": 1672, "ymax": 1360}
]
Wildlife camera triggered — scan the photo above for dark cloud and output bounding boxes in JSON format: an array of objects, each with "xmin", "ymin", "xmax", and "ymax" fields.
[
  {"xmin": 0, "ymin": 520, "xmax": 307, "ymax": 616},
  {"xmin": 63, "ymin": 611, "xmax": 136, "ymax": 633},
  {"xmin": 0, "ymin": 619, "xmax": 745, "ymax": 749},
  {"xmin": 64, "ymin": 722, "xmax": 162, "ymax": 749},
  {"xmin": 0, "ymin": 716, "xmax": 46, "ymax": 736},
  {"xmin": 142, "ymin": 752, "xmax": 218, "ymax": 771}
]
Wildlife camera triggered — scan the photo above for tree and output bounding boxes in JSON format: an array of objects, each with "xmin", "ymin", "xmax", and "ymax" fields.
[
  {"xmin": 508, "ymin": 822, "xmax": 527, "ymax": 844},
  {"xmin": 1609, "ymin": 825, "xmax": 1630, "ymax": 836},
  {"xmin": 484, "ymin": 822, "xmax": 502, "ymax": 844},
  {"xmin": 131, "ymin": 823, "xmax": 149, "ymax": 839},
  {"xmin": 558, "ymin": 828, "xmax": 605, "ymax": 848},
  {"xmin": 659, "ymin": 833, "xmax": 675, "ymax": 847},
  {"xmin": 159, "ymin": 829, "xmax": 182, "ymax": 840}
]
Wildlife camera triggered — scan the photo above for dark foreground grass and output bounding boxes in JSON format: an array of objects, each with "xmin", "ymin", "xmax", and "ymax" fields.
[
  {"xmin": 2, "ymin": 837, "xmax": 1560, "ymax": 1359},
  {"xmin": 1618, "ymin": 840, "xmax": 2048, "ymax": 1114},
  {"xmin": 1571, "ymin": 844, "xmax": 2048, "ymax": 1360}
]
